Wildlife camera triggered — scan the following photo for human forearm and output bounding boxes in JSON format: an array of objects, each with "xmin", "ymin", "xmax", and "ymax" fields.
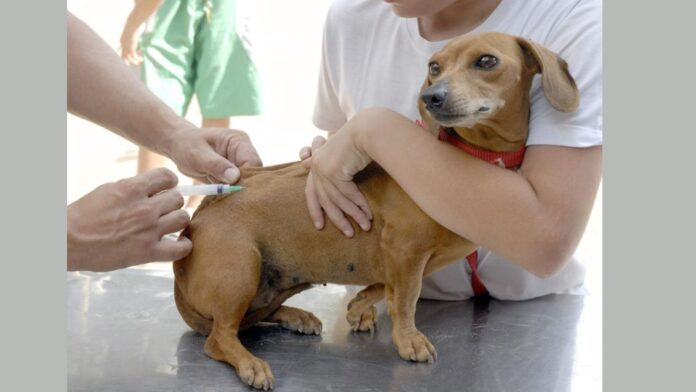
[
  {"xmin": 353, "ymin": 108, "xmax": 601, "ymax": 277},
  {"xmin": 123, "ymin": 0, "xmax": 163, "ymax": 35},
  {"xmin": 68, "ymin": 12, "xmax": 188, "ymax": 155}
]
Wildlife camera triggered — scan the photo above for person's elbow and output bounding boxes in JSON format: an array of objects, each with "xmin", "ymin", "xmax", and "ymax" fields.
[{"xmin": 523, "ymin": 227, "xmax": 579, "ymax": 279}]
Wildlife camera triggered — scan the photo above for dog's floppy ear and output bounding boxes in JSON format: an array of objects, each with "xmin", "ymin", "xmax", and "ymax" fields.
[{"xmin": 516, "ymin": 37, "xmax": 580, "ymax": 112}]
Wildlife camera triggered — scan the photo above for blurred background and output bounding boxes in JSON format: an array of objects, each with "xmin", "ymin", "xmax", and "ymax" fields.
[{"xmin": 66, "ymin": 0, "xmax": 601, "ymax": 298}]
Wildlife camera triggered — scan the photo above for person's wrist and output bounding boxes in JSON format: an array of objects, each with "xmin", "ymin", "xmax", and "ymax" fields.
[
  {"xmin": 123, "ymin": 14, "xmax": 142, "ymax": 35},
  {"xmin": 121, "ymin": 21, "xmax": 138, "ymax": 41},
  {"xmin": 351, "ymin": 107, "xmax": 387, "ymax": 159},
  {"xmin": 155, "ymin": 120, "xmax": 197, "ymax": 160}
]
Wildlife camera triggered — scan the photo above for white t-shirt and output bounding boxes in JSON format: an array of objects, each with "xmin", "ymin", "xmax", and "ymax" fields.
[{"xmin": 312, "ymin": 0, "xmax": 602, "ymax": 300}]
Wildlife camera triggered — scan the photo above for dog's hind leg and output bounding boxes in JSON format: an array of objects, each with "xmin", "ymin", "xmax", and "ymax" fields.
[
  {"xmin": 346, "ymin": 283, "xmax": 384, "ymax": 333},
  {"xmin": 202, "ymin": 248, "xmax": 275, "ymax": 390},
  {"xmin": 174, "ymin": 280, "xmax": 212, "ymax": 335},
  {"xmin": 265, "ymin": 306, "xmax": 323, "ymax": 335}
]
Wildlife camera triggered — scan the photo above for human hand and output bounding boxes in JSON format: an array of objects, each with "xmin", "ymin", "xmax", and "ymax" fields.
[
  {"xmin": 164, "ymin": 127, "xmax": 262, "ymax": 184},
  {"xmin": 119, "ymin": 26, "xmax": 143, "ymax": 66},
  {"xmin": 67, "ymin": 168, "xmax": 192, "ymax": 272},
  {"xmin": 298, "ymin": 135, "xmax": 325, "ymax": 161},
  {"xmin": 302, "ymin": 129, "xmax": 373, "ymax": 237}
]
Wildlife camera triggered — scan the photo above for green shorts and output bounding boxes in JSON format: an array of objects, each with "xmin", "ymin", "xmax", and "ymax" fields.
[{"xmin": 139, "ymin": 0, "xmax": 263, "ymax": 118}]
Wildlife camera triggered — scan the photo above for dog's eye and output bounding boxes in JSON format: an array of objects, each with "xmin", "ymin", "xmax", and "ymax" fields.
[
  {"xmin": 475, "ymin": 55, "xmax": 498, "ymax": 69},
  {"xmin": 429, "ymin": 62, "xmax": 441, "ymax": 77}
]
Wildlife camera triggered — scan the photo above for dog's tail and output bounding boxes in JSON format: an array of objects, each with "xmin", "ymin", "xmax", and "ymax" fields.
[{"xmin": 173, "ymin": 276, "xmax": 213, "ymax": 336}]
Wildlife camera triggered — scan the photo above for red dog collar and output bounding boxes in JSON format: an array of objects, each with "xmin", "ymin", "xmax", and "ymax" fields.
[
  {"xmin": 415, "ymin": 119, "xmax": 526, "ymax": 168},
  {"xmin": 438, "ymin": 128, "xmax": 526, "ymax": 168}
]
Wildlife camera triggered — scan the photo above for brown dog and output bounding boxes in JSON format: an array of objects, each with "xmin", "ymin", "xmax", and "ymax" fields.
[{"xmin": 173, "ymin": 32, "xmax": 579, "ymax": 390}]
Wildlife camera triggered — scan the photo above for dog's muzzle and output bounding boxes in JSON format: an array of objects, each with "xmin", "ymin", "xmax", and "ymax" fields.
[{"xmin": 421, "ymin": 82, "xmax": 450, "ymax": 114}]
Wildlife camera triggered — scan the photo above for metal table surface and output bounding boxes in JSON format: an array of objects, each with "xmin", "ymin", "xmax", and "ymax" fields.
[{"xmin": 67, "ymin": 267, "xmax": 601, "ymax": 392}]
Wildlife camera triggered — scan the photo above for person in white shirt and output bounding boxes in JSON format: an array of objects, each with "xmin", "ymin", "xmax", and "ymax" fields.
[{"xmin": 300, "ymin": 0, "xmax": 602, "ymax": 300}]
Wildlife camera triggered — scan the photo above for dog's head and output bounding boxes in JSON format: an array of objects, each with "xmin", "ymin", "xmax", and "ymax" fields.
[{"xmin": 418, "ymin": 32, "xmax": 580, "ymax": 151}]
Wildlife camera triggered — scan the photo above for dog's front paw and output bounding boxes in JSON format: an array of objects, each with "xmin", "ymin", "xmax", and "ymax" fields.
[
  {"xmin": 237, "ymin": 356, "xmax": 274, "ymax": 390},
  {"xmin": 393, "ymin": 329, "xmax": 437, "ymax": 364},
  {"xmin": 346, "ymin": 305, "xmax": 377, "ymax": 333}
]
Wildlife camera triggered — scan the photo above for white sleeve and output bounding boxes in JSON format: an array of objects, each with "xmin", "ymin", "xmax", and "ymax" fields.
[
  {"xmin": 312, "ymin": 6, "xmax": 348, "ymax": 131},
  {"xmin": 527, "ymin": 0, "xmax": 603, "ymax": 147}
]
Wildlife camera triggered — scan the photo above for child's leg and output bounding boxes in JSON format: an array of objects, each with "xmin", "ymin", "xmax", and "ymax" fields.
[
  {"xmin": 185, "ymin": 117, "xmax": 232, "ymax": 210},
  {"xmin": 137, "ymin": 148, "xmax": 168, "ymax": 175},
  {"xmin": 202, "ymin": 117, "xmax": 230, "ymax": 129}
]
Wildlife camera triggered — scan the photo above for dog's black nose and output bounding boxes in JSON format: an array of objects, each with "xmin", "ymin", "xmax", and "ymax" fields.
[{"xmin": 421, "ymin": 84, "xmax": 449, "ymax": 111}]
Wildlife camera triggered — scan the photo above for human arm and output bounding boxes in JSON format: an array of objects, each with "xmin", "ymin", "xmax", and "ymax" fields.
[
  {"xmin": 306, "ymin": 108, "xmax": 602, "ymax": 277},
  {"xmin": 67, "ymin": 12, "xmax": 262, "ymax": 270},
  {"xmin": 303, "ymin": 0, "xmax": 602, "ymax": 277},
  {"xmin": 120, "ymin": 0, "xmax": 163, "ymax": 65},
  {"xmin": 67, "ymin": 12, "xmax": 261, "ymax": 183}
]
